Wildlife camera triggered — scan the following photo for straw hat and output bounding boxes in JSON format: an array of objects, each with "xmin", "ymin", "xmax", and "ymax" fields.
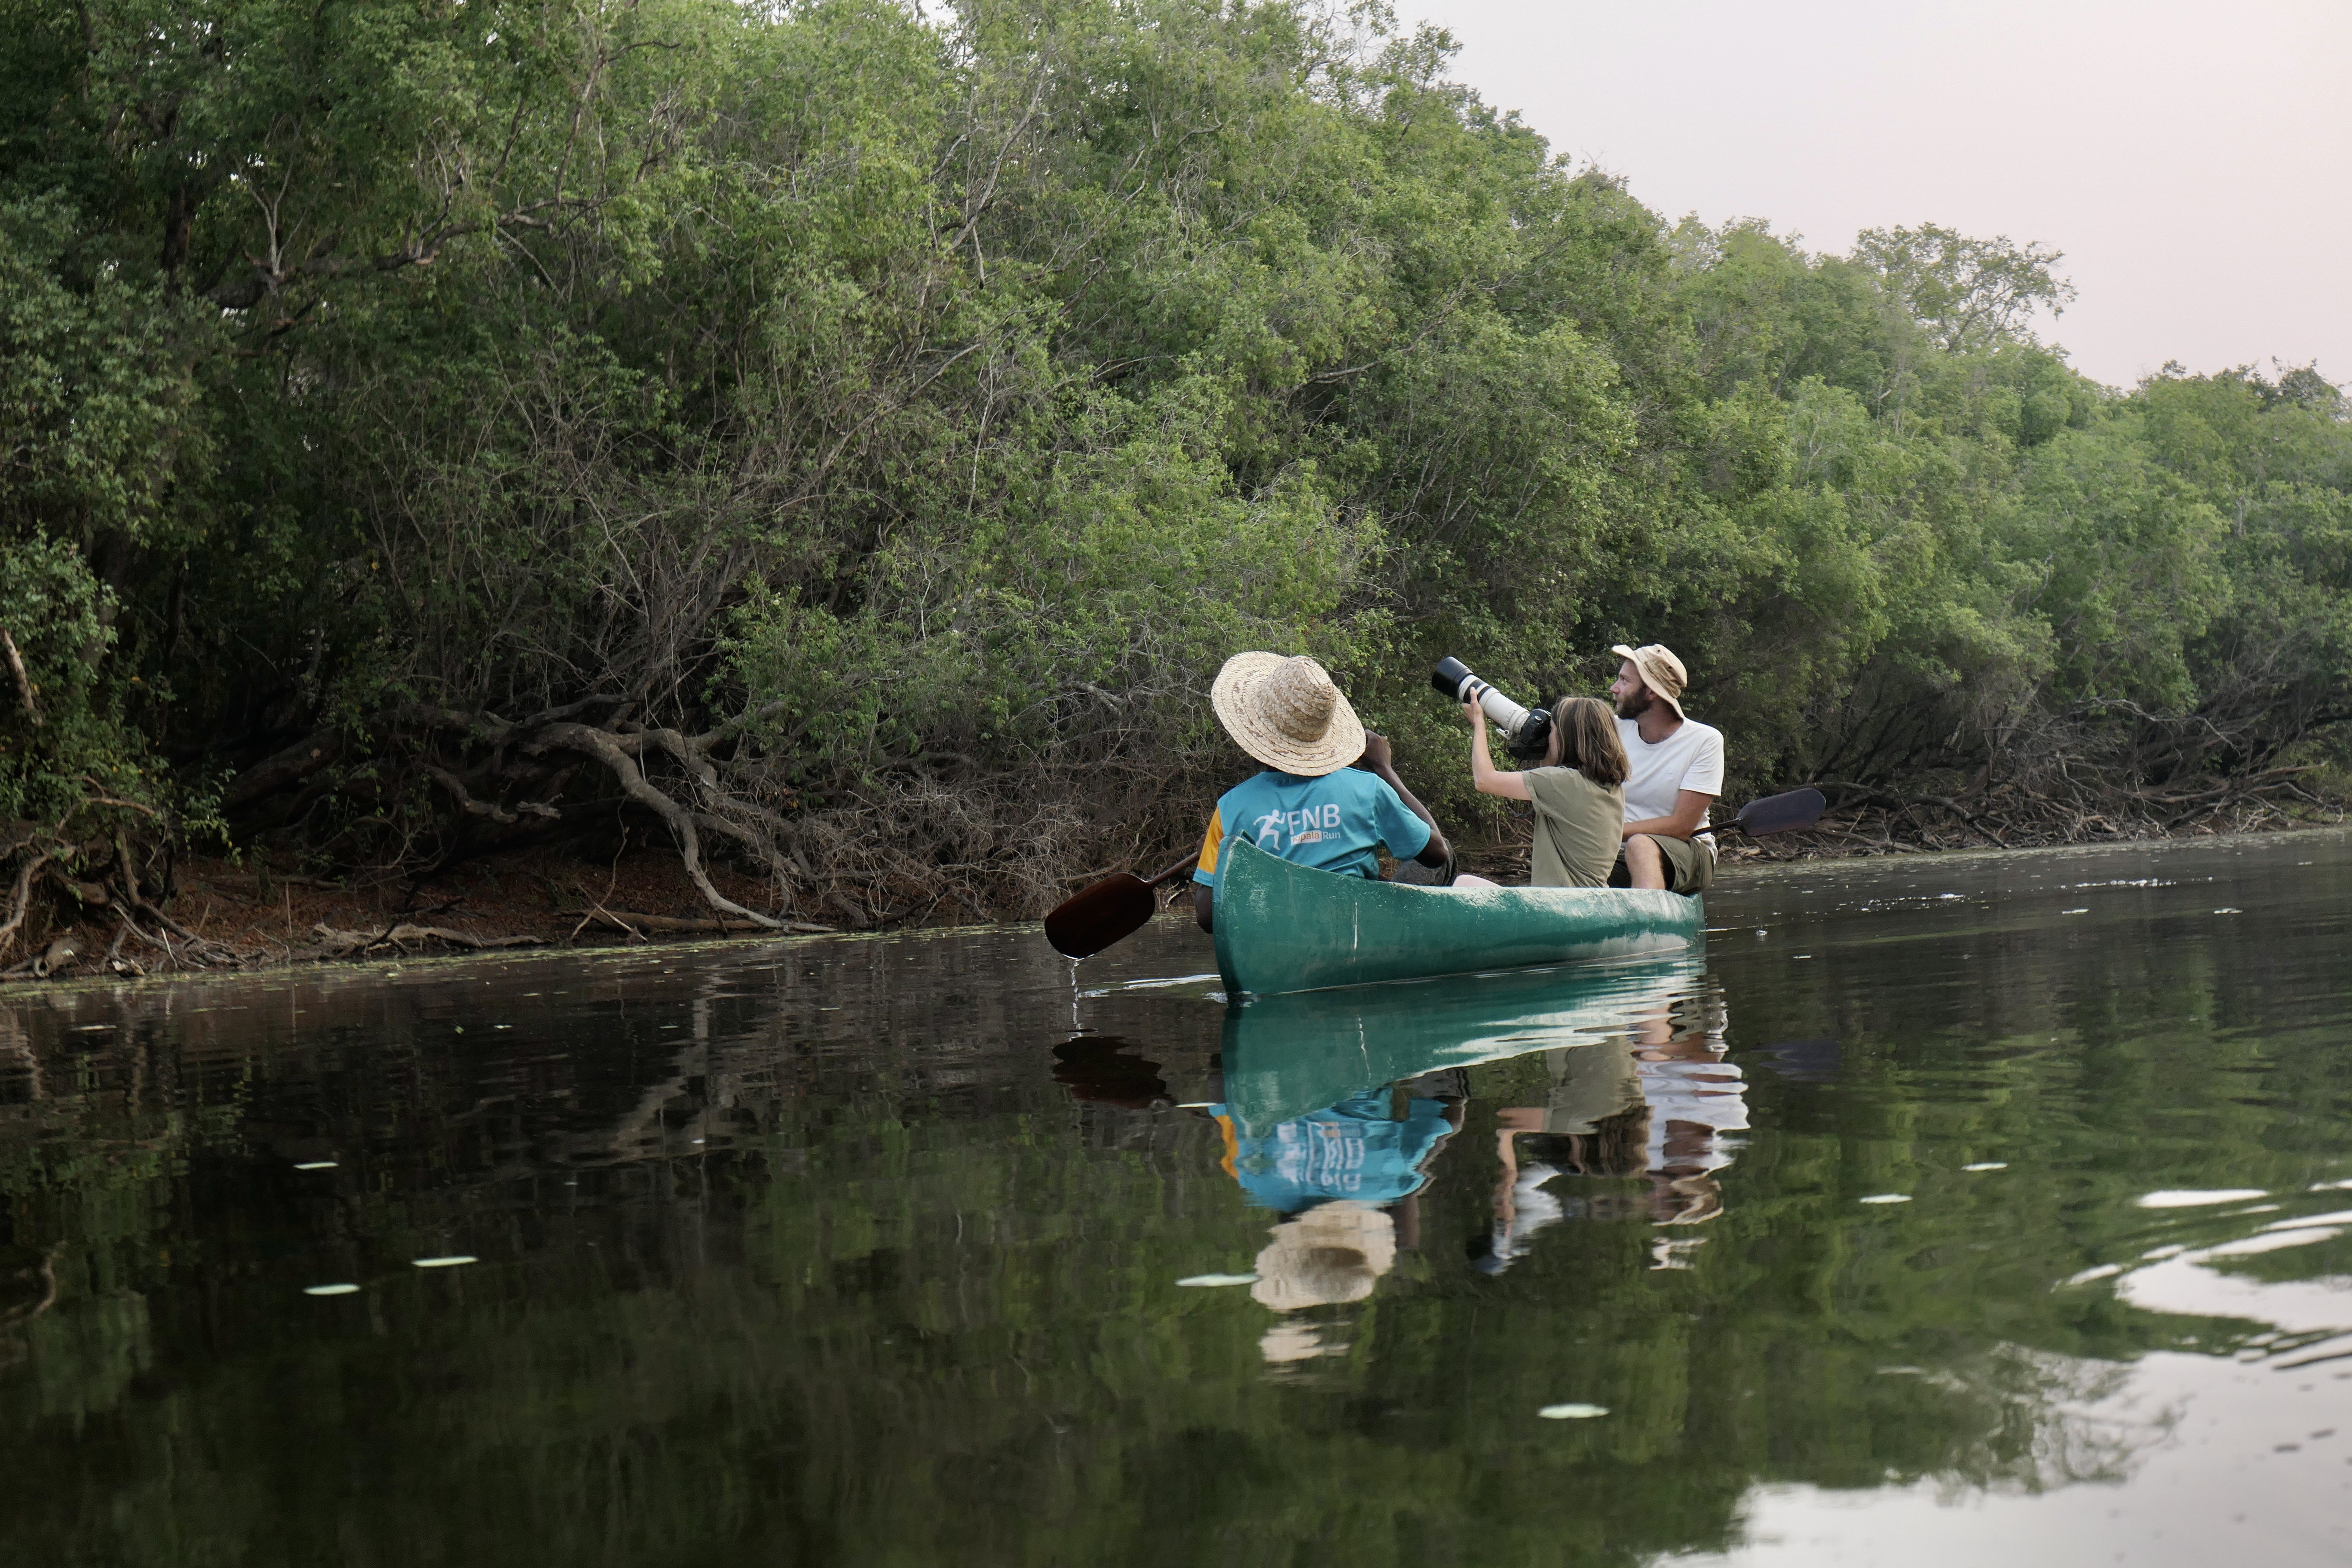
[
  {"xmin": 1250, "ymin": 1201, "xmax": 1396, "ymax": 1311},
  {"xmin": 1610, "ymin": 642, "xmax": 1688, "ymax": 718},
  {"xmin": 1211, "ymin": 652, "xmax": 1366, "ymax": 777}
]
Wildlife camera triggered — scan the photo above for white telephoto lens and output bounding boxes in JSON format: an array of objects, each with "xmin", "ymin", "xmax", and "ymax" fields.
[{"xmin": 1477, "ymin": 685, "xmax": 1532, "ymax": 735}]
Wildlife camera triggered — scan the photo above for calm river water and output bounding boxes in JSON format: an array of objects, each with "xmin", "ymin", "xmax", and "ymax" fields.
[{"xmin": 4, "ymin": 833, "xmax": 2352, "ymax": 1565}]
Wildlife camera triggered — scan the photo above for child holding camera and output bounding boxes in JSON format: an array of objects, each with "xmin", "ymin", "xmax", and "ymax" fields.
[{"xmin": 1462, "ymin": 695, "xmax": 1629, "ymax": 887}]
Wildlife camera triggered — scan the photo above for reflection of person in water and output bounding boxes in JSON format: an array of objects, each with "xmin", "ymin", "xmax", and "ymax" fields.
[
  {"xmin": 1202, "ymin": 1077, "xmax": 1465, "ymax": 1360},
  {"xmin": 1210, "ymin": 1082, "xmax": 1463, "ymax": 1215},
  {"xmin": 1249, "ymin": 1201, "xmax": 1401, "ymax": 1365},
  {"xmin": 1250, "ymin": 1201, "xmax": 1397, "ymax": 1311},
  {"xmin": 1475, "ymin": 997, "xmax": 1746, "ymax": 1273},
  {"xmin": 1634, "ymin": 1003, "xmax": 1748, "ymax": 1226},
  {"xmin": 1479, "ymin": 1041, "xmax": 1648, "ymax": 1273}
]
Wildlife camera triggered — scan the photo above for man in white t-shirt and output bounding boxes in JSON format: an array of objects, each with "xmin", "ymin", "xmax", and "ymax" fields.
[{"xmin": 1607, "ymin": 642, "xmax": 1723, "ymax": 894}]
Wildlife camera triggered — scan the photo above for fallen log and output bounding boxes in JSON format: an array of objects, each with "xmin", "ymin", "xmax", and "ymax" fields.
[
  {"xmin": 309, "ymin": 922, "xmax": 548, "ymax": 957},
  {"xmin": 587, "ymin": 909, "xmax": 834, "ymax": 936}
]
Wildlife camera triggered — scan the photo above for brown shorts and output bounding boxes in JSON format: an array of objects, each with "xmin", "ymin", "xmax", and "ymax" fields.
[{"xmin": 1608, "ymin": 833, "xmax": 1715, "ymax": 895}]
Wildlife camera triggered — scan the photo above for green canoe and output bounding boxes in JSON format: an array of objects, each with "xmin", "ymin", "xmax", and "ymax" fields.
[
  {"xmin": 1210, "ymin": 835, "xmax": 1703, "ymax": 998},
  {"xmin": 1218, "ymin": 953, "xmax": 1705, "ymax": 1134}
]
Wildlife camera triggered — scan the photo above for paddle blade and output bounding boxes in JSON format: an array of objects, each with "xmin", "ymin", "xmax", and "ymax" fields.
[
  {"xmin": 1044, "ymin": 873, "xmax": 1159, "ymax": 959},
  {"xmin": 1730, "ymin": 786, "xmax": 1828, "ymax": 837}
]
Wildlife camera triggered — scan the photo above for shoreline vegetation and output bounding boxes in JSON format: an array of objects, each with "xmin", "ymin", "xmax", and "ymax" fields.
[
  {"xmin": 6, "ymin": 815, "xmax": 2345, "ymax": 987},
  {"xmin": 3, "ymin": 0, "xmax": 2349, "ymax": 982}
]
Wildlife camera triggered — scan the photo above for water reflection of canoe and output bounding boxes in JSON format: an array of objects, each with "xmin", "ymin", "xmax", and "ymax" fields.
[
  {"xmin": 1219, "ymin": 954, "xmax": 1701, "ymax": 1133},
  {"xmin": 1210, "ymin": 835, "xmax": 1703, "ymax": 998}
]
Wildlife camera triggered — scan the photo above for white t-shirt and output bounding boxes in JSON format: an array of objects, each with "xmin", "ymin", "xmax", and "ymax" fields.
[{"xmin": 1616, "ymin": 715, "xmax": 1725, "ymax": 830}]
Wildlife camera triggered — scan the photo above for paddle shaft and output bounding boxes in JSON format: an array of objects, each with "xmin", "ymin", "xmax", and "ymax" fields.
[{"xmin": 1141, "ymin": 851, "xmax": 1201, "ymax": 888}]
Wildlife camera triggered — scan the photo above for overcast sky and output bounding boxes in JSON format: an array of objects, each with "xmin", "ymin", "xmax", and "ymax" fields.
[{"xmin": 1403, "ymin": 0, "xmax": 2352, "ymax": 390}]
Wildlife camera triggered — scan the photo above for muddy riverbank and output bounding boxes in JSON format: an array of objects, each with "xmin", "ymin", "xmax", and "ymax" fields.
[{"xmin": 5, "ymin": 810, "xmax": 2343, "ymax": 989}]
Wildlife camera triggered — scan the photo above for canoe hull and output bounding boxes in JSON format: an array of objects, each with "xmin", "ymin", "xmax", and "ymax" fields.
[
  {"xmin": 1210, "ymin": 836, "xmax": 1702, "ymax": 997},
  {"xmin": 1219, "ymin": 953, "xmax": 1704, "ymax": 1133}
]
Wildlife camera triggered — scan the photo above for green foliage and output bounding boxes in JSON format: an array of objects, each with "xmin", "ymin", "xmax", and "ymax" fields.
[
  {"xmin": 729, "ymin": 376, "xmax": 1373, "ymax": 781},
  {"xmin": 0, "ymin": 195, "xmax": 214, "ymax": 548},
  {"xmin": 0, "ymin": 533, "xmax": 139, "ymax": 824},
  {"xmin": 0, "ymin": 0, "xmax": 2346, "ymax": 911},
  {"xmin": 0, "ymin": 193, "xmax": 185, "ymax": 836}
]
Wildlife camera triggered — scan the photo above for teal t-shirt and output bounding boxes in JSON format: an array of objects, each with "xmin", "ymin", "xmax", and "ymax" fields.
[{"xmin": 1192, "ymin": 768, "xmax": 1432, "ymax": 888}]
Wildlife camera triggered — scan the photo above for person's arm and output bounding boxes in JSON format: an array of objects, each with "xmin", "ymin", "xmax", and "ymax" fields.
[
  {"xmin": 1192, "ymin": 812, "xmax": 1222, "ymax": 932},
  {"xmin": 1465, "ymin": 702, "xmax": 1532, "ymax": 802},
  {"xmin": 1492, "ymin": 1109, "xmax": 1544, "ymax": 1232},
  {"xmin": 1621, "ymin": 788, "xmax": 1716, "ymax": 842},
  {"xmin": 1354, "ymin": 732, "xmax": 1449, "ymax": 866}
]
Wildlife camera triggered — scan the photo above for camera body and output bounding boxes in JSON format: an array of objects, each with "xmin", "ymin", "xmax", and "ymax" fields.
[{"xmin": 1431, "ymin": 657, "xmax": 1555, "ymax": 763}]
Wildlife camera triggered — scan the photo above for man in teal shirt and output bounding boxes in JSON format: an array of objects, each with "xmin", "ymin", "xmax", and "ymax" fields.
[{"xmin": 1191, "ymin": 652, "xmax": 1450, "ymax": 932}]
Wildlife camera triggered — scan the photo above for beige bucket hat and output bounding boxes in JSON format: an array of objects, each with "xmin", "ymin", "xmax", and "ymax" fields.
[
  {"xmin": 1211, "ymin": 652, "xmax": 1366, "ymax": 777},
  {"xmin": 1610, "ymin": 642, "xmax": 1688, "ymax": 718},
  {"xmin": 1250, "ymin": 1201, "xmax": 1397, "ymax": 1311}
]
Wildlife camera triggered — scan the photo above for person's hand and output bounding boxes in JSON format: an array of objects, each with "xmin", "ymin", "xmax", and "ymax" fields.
[
  {"xmin": 1462, "ymin": 700, "xmax": 1484, "ymax": 728},
  {"xmin": 1356, "ymin": 731, "xmax": 1394, "ymax": 772}
]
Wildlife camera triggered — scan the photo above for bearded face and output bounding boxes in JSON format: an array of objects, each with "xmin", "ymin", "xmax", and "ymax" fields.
[{"xmin": 1610, "ymin": 659, "xmax": 1654, "ymax": 720}]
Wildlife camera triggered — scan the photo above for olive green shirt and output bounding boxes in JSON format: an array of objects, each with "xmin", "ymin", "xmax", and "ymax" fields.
[{"xmin": 1522, "ymin": 767, "xmax": 1625, "ymax": 888}]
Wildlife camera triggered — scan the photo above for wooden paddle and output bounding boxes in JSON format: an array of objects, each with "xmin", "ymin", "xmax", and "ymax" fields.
[
  {"xmin": 1706, "ymin": 786, "xmax": 1828, "ymax": 838},
  {"xmin": 1044, "ymin": 851, "xmax": 1201, "ymax": 959}
]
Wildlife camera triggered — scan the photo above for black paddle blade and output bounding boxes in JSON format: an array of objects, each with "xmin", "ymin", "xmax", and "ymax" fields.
[
  {"xmin": 1730, "ymin": 786, "xmax": 1828, "ymax": 837},
  {"xmin": 1044, "ymin": 873, "xmax": 1158, "ymax": 959}
]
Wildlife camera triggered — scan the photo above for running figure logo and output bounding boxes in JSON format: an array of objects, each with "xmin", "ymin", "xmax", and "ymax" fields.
[{"xmin": 1253, "ymin": 803, "xmax": 1341, "ymax": 850}]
